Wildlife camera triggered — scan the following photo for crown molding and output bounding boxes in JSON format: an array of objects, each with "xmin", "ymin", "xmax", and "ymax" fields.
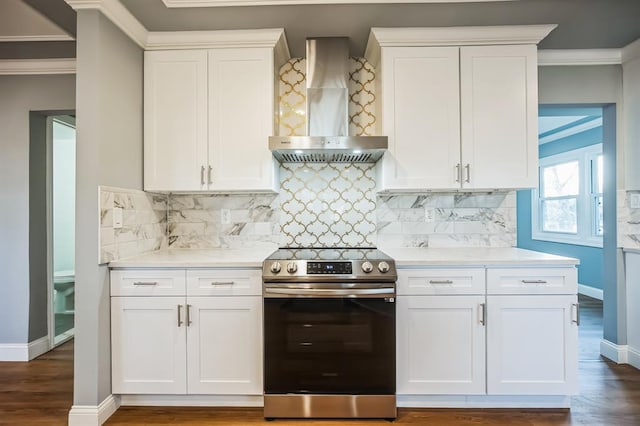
[
  {"xmin": 162, "ymin": 0, "xmax": 518, "ymax": 6},
  {"xmin": 537, "ymin": 49, "xmax": 623, "ymax": 66},
  {"xmin": 0, "ymin": 35, "xmax": 75, "ymax": 42},
  {"xmin": 64, "ymin": 0, "xmax": 147, "ymax": 48},
  {"xmin": 622, "ymin": 38, "xmax": 640, "ymax": 63},
  {"xmin": 0, "ymin": 58, "xmax": 76, "ymax": 75},
  {"xmin": 365, "ymin": 24, "xmax": 557, "ymax": 67},
  {"xmin": 146, "ymin": 28, "xmax": 287, "ymax": 51}
]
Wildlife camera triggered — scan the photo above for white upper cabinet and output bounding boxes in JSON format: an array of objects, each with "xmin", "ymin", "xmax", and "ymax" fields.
[
  {"xmin": 366, "ymin": 26, "xmax": 555, "ymax": 192},
  {"xmin": 460, "ymin": 45, "xmax": 538, "ymax": 190},
  {"xmin": 144, "ymin": 50, "xmax": 208, "ymax": 192},
  {"xmin": 208, "ymin": 48, "xmax": 277, "ymax": 191},
  {"xmin": 378, "ymin": 47, "xmax": 461, "ymax": 190},
  {"xmin": 143, "ymin": 29, "xmax": 288, "ymax": 192}
]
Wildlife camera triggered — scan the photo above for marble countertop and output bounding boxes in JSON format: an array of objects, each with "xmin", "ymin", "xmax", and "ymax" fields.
[
  {"xmin": 108, "ymin": 247, "xmax": 278, "ymax": 268},
  {"xmin": 381, "ymin": 247, "xmax": 579, "ymax": 267},
  {"xmin": 109, "ymin": 246, "xmax": 578, "ymax": 268}
]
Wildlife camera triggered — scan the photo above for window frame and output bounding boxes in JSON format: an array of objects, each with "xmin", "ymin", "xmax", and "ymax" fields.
[{"xmin": 531, "ymin": 143, "xmax": 603, "ymax": 248}]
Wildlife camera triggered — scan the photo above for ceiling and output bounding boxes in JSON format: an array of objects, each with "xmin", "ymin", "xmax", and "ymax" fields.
[
  {"xmin": 1, "ymin": 0, "xmax": 640, "ymax": 59},
  {"xmin": 538, "ymin": 107, "xmax": 603, "ymax": 145},
  {"xmin": 120, "ymin": 0, "xmax": 640, "ymax": 57}
]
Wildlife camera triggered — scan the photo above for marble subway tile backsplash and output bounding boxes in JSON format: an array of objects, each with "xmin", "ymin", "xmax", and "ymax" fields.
[
  {"xmin": 376, "ymin": 192, "xmax": 517, "ymax": 248},
  {"xmin": 99, "ymin": 186, "xmax": 167, "ymax": 264},
  {"xmin": 618, "ymin": 190, "xmax": 640, "ymax": 249},
  {"xmin": 167, "ymin": 194, "xmax": 281, "ymax": 249}
]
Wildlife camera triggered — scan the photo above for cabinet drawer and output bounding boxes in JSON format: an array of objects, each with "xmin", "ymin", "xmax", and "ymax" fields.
[
  {"xmin": 110, "ymin": 269, "xmax": 186, "ymax": 296},
  {"xmin": 487, "ymin": 267, "xmax": 577, "ymax": 295},
  {"xmin": 398, "ymin": 268, "xmax": 485, "ymax": 295},
  {"xmin": 187, "ymin": 269, "xmax": 262, "ymax": 296}
]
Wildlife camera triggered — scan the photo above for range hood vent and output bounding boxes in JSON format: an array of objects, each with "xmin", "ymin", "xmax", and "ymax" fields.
[{"xmin": 270, "ymin": 37, "xmax": 387, "ymax": 163}]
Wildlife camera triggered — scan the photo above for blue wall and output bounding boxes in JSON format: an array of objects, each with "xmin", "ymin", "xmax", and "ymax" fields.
[{"xmin": 517, "ymin": 124, "xmax": 604, "ymax": 290}]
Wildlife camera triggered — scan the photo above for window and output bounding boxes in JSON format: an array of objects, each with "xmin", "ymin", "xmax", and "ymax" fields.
[{"xmin": 532, "ymin": 144, "xmax": 603, "ymax": 247}]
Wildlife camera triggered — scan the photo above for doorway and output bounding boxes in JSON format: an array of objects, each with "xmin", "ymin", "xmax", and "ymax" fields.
[{"xmin": 49, "ymin": 115, "xmax": 76, "ymax": 347}]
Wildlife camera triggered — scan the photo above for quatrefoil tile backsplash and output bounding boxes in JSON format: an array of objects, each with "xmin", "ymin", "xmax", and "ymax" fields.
[{"xmin": 279, "ymin": 163, "xmax": 377, "ymax": 248}]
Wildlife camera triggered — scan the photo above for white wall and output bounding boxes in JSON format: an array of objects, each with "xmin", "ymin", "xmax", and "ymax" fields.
[
  {"xmin": 0, "ymin": 74, "xmax": 75, "ymax": 345},
  {"xmin": 73, "ymin": 9, "xmax": 143, "ymax": 407}
]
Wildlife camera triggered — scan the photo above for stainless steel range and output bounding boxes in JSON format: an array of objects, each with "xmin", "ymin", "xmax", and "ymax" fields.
[{"xmin": 262, "ymin": 247, "xmax": 397, "ymax": 420}]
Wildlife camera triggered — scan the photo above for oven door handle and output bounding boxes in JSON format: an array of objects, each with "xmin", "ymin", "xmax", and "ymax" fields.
[{"xmin": 263, "ymin": 287, "xmax": 395, "ymax": 298}]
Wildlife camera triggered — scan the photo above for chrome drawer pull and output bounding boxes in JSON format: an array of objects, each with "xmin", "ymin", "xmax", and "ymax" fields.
[
  {"xmin": 572, "ymin": 303, "xmax": 580, "ymax": 326},
  {"xmin": 479, "ymin": 303, "xmax": 486, "ymax": 326},
  {"xmin": 429, "ymin": 280, "xmax": 454, "ymax": 284},
  {"xmin": 133, "ymin": 281, "xmax": 158, "ymax": 286},
  {"xmin": 211, "ymin": 281, "xmax": 235, "ymax": 286},
  {"xmin": 521, "ymin": 279, "xmax": 548, "ymax": 284},
  {"xmin": 177, "ymin": 304, "xmax": 183, "ymax": 327},
  {"xmin": 186, "ymin": 304, "xmax": 192, "ymax": 326}
]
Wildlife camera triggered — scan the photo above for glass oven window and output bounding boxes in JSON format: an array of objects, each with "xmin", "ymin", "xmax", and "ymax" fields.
[{"xmin": 264, "ymin": 298, "xmax": 395, "ymax": 395}]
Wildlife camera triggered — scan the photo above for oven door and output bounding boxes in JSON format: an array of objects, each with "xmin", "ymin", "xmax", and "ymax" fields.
[{"xmin": 263, "ymin": 286, "xmax": 395, "ymax": 395}]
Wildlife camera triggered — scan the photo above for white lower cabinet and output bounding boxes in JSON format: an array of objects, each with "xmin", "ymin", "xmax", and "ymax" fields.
[
  {"xmin": 397, "ymin": 295, "xmax": 486, "ymax": 394},
  {"xmin": 111, "ymin": 296, "xmax": 187, "ymax": 394},
  {"xmin": 397, "ymin": 265, "xmax": 578, "ymax": 400},
  {"xmin": 186, "ymin": 296, "xmax": 262, "ymax": 394},
  {"xmin": 111, "ymin": 269, "xmax": 262, "ymax": 396},
  {"xmin": 486, "ymin": 294, "xmax": 578, "ymax": 395}
]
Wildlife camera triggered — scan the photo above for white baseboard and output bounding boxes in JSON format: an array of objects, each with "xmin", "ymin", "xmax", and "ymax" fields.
[
  {"xmin": 600, "ymin": 339, "xmax": 629, "ymax": 363},
  {"xmin": 119, "ymin": 394, "xmax": 263, "ymax": 407},
  {"xmin": 628, "ymin": 346, "xmax": 640, "ymax": 370},
  {"xmin": 29, "ymin": 336, "xmax": 50, "ymax": 360},
  {"xmin": 0, "ymin": 336, "xmax": 50, "ymax": 361},
  {"xmin": 578, "ymin": 284, "xmax": 603, "ymax": 300},
  {"xmin": 397, "ymin": 395, "xmax": 571, "ymax": 408},
  {"xmin": 68, "ymin": 394, "xmax": 120, "ymax": 426}
]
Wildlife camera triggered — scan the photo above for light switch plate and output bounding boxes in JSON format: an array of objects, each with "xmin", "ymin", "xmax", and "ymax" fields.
[
  {"xmin": 425, "ymin": 208, "xmax": 435, "ymax": 223},
  {"xmin": 113, "ymin": 207, "xmax": 123, "ymax": 229},
  {"xmin": 221, "ymin": 208, "xmax": 231, "ymax": 224},
  {"xmin": 630, "ymin": 193, "xmax": 640, "ymax": 209}
]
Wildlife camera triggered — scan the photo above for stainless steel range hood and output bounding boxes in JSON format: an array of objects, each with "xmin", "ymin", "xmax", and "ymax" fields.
[{"xmin": 269, "ymin": 37, "xmax": 387, "ymax": 163}]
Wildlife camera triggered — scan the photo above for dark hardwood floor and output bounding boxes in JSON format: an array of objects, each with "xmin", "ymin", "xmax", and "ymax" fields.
[{"xmin": 2, "ymin": 295, "xmax": 639, "ymax": 425}]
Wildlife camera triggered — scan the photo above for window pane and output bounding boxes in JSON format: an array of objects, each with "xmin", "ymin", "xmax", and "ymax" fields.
[
  {"xmin": 542, "ymin": 198, "xmax": 577, "ymax": 233},
  {"xmin": 594, "ymin": 154, "xmax": 604, "ymax": 194},
  {"xmin": 542, "ymin": 161, "xmax": 579, "ymax": 197}
]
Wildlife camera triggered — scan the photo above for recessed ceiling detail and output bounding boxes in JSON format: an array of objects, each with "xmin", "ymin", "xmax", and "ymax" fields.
[
  {"xmin": 0, "ymin": 0, "xmax": 73, "ymax": 42},
  {"xmin": 162, "ymin": 0, "xmax": 518, "ymax": 7}
]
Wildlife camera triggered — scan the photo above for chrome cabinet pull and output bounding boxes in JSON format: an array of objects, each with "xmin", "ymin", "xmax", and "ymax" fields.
[
  {"xmin": 455, "ymin": 163, "xmax": 461, "ymax": 183},
  {"xmin": 200, "ymin": 165, "xmax": 205, "ymax": 185},
  {"xmin": 429, "ymin": 279, "xmax": 453, "ymax": 284},
  {"xmin": 133, "ymin": 281, "xmax": 158, "ymax": 286},
  {"xmin": 211, "ymin": 281, "xmax": 235, "ymax": 286},
  {"xmin": 177, "ymin": 304, "xmax": 183, "ymax": 327},
  {"xmin": 186, "ymin": 304, "xmax": 192, "ymax": 326},
  {"xmin": 465, "ymin": 164, "xmax": 471, "ymax": 183},
  {"xmin": 521, "ymin": 279, "xmax": 548, "ymax": 284},
  {"xmin": 207, "ymin": 165, "xmax": 213, "ymax": 185},
  {"xmin": 572, "ymin": 303, "xmax": 580, "ymax": 325},
  {"xmin": 479, "ymin": 303, "xmax": 486, "ymax": 325}
]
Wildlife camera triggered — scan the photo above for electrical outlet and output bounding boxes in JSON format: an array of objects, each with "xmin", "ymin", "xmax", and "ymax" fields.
[
  {"xmin": 425, "ymin": 208, "xmax": 435, "ymax": 223},
  {"xmin": 113, "ymin": 207, "xmax": 123, "ymax": 229},
  {"xmin": 630, "ymin": 193, "xmax": 640, "ymax": 209},
  {"xmin": 221, "ymin": 208, "xmax": 231, "ymax": 224}
]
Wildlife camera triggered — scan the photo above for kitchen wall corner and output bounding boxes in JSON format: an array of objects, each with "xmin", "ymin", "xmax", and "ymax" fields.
[{"xmin": 99, "ymin": 186, "xmax": 168, "ymax": 264}]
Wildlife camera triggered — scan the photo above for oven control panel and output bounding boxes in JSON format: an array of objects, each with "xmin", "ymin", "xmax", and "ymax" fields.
[{"xmin": 307, "ymin": 261, "xmax": 352, "ymax": 275}]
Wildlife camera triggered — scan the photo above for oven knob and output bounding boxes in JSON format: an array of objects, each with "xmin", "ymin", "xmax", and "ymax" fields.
[
  {"xmin": 270, "ymin": 261, "xmax": 281, "ymax": 274},
  {"xmin": 286, "ymin": 262, "xmax": 298, "ymax": 274},
  {"xmin": 362, "ymin": 261, "xmax": 373, "ymax": 273},
  {"xmin": 378, "ymin": 261, "xmax": 390, "ymax": 273}
]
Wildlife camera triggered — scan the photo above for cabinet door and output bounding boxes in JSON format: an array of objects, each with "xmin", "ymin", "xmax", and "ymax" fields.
[
  {"xmin": 186, "ymin": 296, "xmax": 262, "ymax": 394},
  {"xmin": 397, "ymin": 295, "xmax": 486, "ymax": 394},
  {"xmin": 460, "ymin": 45, "xmax": 538, "ymax": 190},
  {"xmin": 379, "ymin": 47, "xmax": 461, "ymax": 191},
  {"xmin": 208, "ymin": 48, "xmax": 277, "ymax": 192},
  {"xmin": 487, "ymin": 295, "xmax": 578, "ymax": 395},
  {"xmin": 111, "ymin": 297, "xmax": 186, "ymax": 394},
  {"xmin": 144, "ymin": 50, "xmax": 208, "ymax": 191}
]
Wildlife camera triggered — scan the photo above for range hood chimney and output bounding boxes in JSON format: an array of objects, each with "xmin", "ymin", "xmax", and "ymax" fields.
[{"xmin": 269, "ymin": 37, "xmax": 387, "ymax": 163}]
